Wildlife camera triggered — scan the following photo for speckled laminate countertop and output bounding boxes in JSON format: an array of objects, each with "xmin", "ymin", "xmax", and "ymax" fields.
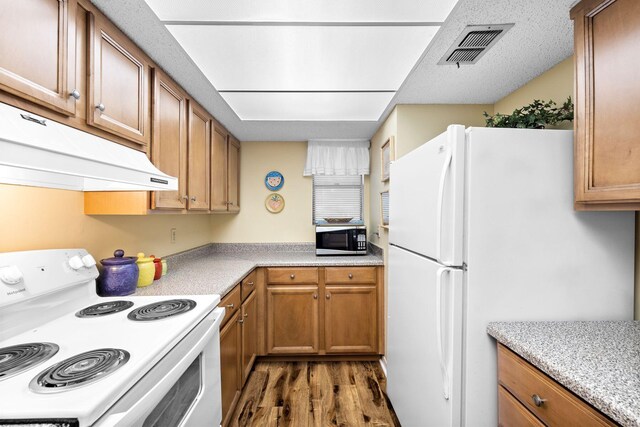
[
  {"xmin": 487, "ymin": 321, "xmax": 640, "ymax": 427},
  {"xmin": 135, "ymin": 243, "xmax": 383, "ymax": 299}
]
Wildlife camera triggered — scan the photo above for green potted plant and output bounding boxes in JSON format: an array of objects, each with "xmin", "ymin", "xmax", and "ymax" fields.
[{"xmin": 484, "ymin": 97, "xmax": 574, "ymax": 129}]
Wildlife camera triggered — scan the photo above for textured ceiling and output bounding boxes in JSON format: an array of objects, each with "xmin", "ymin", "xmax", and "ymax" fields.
[{"xmin": 89, "ymin": 0, "xmax": 574, "ymax": 141}]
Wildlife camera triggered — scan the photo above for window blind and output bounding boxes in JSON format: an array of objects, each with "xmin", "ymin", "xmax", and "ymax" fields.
[
  {"xmin": 381, "ymin": 191, "xmax": 390, "ymax": 225},
  {"xmin": 313, "ymin": 175, "xmax": 364, "ymax": 224}
]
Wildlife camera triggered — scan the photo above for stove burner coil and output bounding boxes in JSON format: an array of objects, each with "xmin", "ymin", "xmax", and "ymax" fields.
[
  {"xmin": 127, "ymin": 299, "xmax": 196, "ymax": 321},
  {"xmin": 0, "ymin": 343, "xmax": 59, "ymax": 381},
  {"xmin": 75, "ymin": 300, "xmax": 134, "ymax": 318},
  {"xmin": 29, "ymin": 348, "xmax": 130, "ymax": 393}
]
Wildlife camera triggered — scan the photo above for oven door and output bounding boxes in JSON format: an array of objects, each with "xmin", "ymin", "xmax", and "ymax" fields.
[{"xmin": 94, "ymin": 308, "xmax": 224, "ymax": 427}]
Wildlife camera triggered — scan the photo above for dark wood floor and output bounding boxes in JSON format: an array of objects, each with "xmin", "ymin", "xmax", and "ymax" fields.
[{"xmin": 229, "ymin": 361, "xmax": 401, "ymax": 427}]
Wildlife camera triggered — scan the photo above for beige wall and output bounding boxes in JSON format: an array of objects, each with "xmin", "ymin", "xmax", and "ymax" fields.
[
  {"xmin": 494, "ymin": 57, "xmax": 574, "ymax": 130},
  {"xmin": 396, "ymin": 104, "xmax": 493, "ymax": 158},
  {"xmin": 210, "ymin": 141, "xmax": 315, "ymax": 243},
  {"xmin": 0, "ymin": 184, "xmax": 211, "ymax": 260},
  {"xmin": 210, "ymin": 140, "xmax": 371, "ymax": 243}
]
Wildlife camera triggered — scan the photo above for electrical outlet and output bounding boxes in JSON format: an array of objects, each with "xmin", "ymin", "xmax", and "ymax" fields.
[{"xmin": 170, "ymin": 228, "xmax": 177, "ymax": 244}]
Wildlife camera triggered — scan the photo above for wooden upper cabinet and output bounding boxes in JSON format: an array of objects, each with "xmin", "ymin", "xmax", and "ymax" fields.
[
  {"xmin": 187, "ymin": 101, "xmax": 211, "ymax": 210},
  {"xmin": 88, "ymin": 13, "xmax": 150, "ymax": 145},
  {"xmin": 211, "ymin": 125, "xmax": 241, "ymax": 213},
  {"xmin": 228, "ymin": 136, "xmax": 241, "ymax": 212},
  {"xmin": 572, "ymin": 0, "xmax": 640, "ymax": 209},
  {"xmin": 151, "ymin": 69, "xmax": 188, "ymax": 210},
  {"xmin": 0, "ymin": 0, "xmax": 78, "ymax": 115},
  {"xmin": 211, "ymin": 126, "xmax": 229, "ymax": 212}
]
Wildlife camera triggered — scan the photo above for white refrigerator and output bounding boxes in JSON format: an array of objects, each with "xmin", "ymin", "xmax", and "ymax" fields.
[{"xmin": 386, "ymin": 125, "xmax": 635, "ymax": 427}]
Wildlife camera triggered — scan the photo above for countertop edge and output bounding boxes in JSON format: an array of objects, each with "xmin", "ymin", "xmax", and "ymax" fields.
[{"xmin": 487, "ymin": 323, "xmax": 633, "ymax": 427}]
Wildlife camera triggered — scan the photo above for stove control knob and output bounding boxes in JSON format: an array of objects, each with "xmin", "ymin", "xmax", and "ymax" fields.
[
  {"xmin": 68, "ymin": 255, "xmax": 84, "ymax": 270},
  {"xmin": 82, "ymin": 254, "xmax": 97, "ymax": 268},
  {"xmin": 0, "ymin": 265, "xmax": 23, "ymax": 285}
]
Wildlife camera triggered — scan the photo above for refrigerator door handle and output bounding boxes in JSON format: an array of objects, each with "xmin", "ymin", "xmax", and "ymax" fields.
[
  {"xmin": 436, "ymin": 266, "xmax": 452, "ymax": 400},
  {"xmin": 436, "ymin": 148, "xmax": 453, "ymax": 265}
]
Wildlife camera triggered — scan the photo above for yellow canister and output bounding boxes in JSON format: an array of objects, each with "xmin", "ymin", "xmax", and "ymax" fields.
[{"xmin": 136, "ymin": 252, "xmax": 155, "ymax": 287}]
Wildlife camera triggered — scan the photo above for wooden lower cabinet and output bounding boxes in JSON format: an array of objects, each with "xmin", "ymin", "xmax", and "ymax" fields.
[
  {"xmin": 266, "ymin": 286, "xmax": 319, "ymax": 354},
  {"xmin": 264, "ymin": 266, "xmax": 382, "ymax": 356},
  {"xmin": 219, "ymin": 309, "xmax": 241, "ymax": 427},
  {"xmin": 324, "ymin": 285, "xmax": 377, "ymax": 353},
  {"xmin": 497, "ymin": 344, "xmax": 616, "ymax": 426},
  {"xmin": 240, "ymin": 290, "xmax": 257, "ymax": 385}
]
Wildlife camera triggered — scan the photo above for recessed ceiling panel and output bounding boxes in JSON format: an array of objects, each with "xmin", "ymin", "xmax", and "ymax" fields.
[
  {"xmin": 146, "ymin": 0, "xmax": 459, "ymax": 23},
  {"xmin": 166, "ymin": 25, "xmax": 439, "ymax": 91},
  {"xmin": 220, "ymin": 92, "xmax": 395, "ymax": 121}
]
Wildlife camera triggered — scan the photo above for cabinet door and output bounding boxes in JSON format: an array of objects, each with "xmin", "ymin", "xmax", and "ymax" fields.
[
  {"xmin": 241, "ymin": 290, "xmax": 257, "ymax": 386},
  {"xmin": 266, "ymin": 286, "xmax": 319, "ymax": 354},
  {"xmin": 151, "ymin": 69, "xmax": 187, "ymax": 210},
  {"xmin": 324, "ymin": 285, "xmax": 378, "ymax": 353},
  {"xmin": 0, "ymin": 0, "xmax": 77, "ymax": 115},
  {"xmin": 572, "ymin": 0, "xmax": 640, "ymax": 207},
  {"xmin": 220, "ymin": 310, "xmax": 241, "ymax": 425},
  {"xmin": 88, "ymin": 14, "xmax": 149, "ymax": 145},
  {"xmin": 228, "ymin": 136, "xmax": 241, "ymax": 212},
  {"xmin": 187, "ymin": 102, "xmax": 211, "ymax": 210},
  {"xmin": 211, "ymin": 126, "xmax": 228, "ymax": 212}
]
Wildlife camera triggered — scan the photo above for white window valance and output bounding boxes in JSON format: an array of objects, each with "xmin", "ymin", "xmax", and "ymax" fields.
[{"xmin": 303, "ymin": 139, "xmax": 370, "ymax": 176}]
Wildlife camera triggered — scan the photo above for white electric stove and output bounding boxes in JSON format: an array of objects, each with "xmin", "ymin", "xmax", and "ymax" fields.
[{"xmin": 0, "ymin": 249, "xmax": 224, "ymax": 427}]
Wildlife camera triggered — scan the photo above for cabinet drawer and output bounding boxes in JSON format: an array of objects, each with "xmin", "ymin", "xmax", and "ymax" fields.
[
  {"xmin": 241, "ymin": 270, "xmax": 257, "ymax": 301},
  {"xmin": 325, "ymin": 267, "xmax": 376, "ymax": 284},
  {"xmin": 218, "ymin": 284, "xmax": 241, "ymax": 326},
  {"xmin": 499, "ymin": 386, "xmax": 544, "ymax": 427},
  {"xmin": 266, "ymin": 268, "xmax": 318, "ymax": 284},
  {"xmin": 497, "ymin": 344, "xmax": 615, "ymax": 426}
]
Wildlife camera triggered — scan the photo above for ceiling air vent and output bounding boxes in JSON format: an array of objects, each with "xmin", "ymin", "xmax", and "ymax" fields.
[{"xmin": 438, "ymin": 24, "xmax": 514, "ymax": 66}]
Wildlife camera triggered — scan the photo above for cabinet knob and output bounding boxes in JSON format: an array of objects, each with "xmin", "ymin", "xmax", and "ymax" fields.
[
  {"xmin": 190, "ymin": 196, "xmax": 197, "ymax": 202},
  {"xmin": 290, "ymin": 274, "xmax": 295, "ymax": 279},
  {"xmin": 348, "ymin": 273, "xmax": 353, "ymax": 279},
  {"xmin": 244, "ymin": 313, "xmax": 249, "ymax": 318},
  {"xmin": 96, "ymin": 103, "xmax": 105, "ymax": 112},
  {"xmin": 326, "ymin": 294, "xmax": 331, "ymax": 299},
  {"xmin": 313, "ymin": 294, "xmax": 318, "ymax": 299},
  {"xmin": 181, "ymin": 195, "xmax": 189, "ymax": 201},
  {"xmin": 70, "ymin": 89, "xmax": 80, "ymax": 100},
  {"xmin": 238, "ymin": 318, "xmax": 244, "ymax": 324},
  {"xmin": 531, "ymin": 394, "xmax": 546, "ymax": 407},
  {"xmin": 228, "ymin": 201, "xmax": 234, "ymax": 206},
  {"xmin": 226, "ymin": 303, "xmax": 234, "ymax": 309}
]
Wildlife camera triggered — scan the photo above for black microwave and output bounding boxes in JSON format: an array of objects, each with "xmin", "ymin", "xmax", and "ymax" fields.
[{"xmin": 315, "ymin": 226, "xmax": 367, "ymax": 256}]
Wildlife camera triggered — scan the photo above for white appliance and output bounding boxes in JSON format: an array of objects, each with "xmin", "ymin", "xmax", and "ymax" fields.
[
  {"xmin": 0, "ymin": 102, "xmax": 178, "ymax": 192},
  {"xmin": 0, "ymin": 249, "xmax": 224, "ymax": 427},
  {"xmin": 386, "ymin": 126, "xmax": 634, "ymax": 427}
]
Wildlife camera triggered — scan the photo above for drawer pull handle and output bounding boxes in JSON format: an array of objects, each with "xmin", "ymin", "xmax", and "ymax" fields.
[
  {"xmin": 238, "ymin": 319, "xmax": 244, "ymax": 324},
  {"xmin": 290, "ymin": 274, "xmax": 295, "ymax": 279},
  {"xmin": 348, "ymin": 273, "xmax": 353, "ymax": 279},
  {"xmin": 247, "ymin": 281, "xmax": 254, "ymax": 286},
  {"xmin": 532, "ymin": 394, "xmax": 546, "ymax": 407},
  {"xmin": 226, "ymin": 303, "xmax": 234, "ymax": 309}
]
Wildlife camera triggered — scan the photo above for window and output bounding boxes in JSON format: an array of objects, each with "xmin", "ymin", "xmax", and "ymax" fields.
[{"xmin": 313, "ymin": 175, "xmax": 364, "ymax": 224}]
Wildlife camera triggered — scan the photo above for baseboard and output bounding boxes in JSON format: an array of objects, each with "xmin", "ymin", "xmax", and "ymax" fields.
[{"xmin": 379, "ymin": 356, "xmax": 388, "ymax": 377}]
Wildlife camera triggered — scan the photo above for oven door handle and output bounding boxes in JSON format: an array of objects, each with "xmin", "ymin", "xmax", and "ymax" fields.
[{"xmin": 96, "ymin": 308, "xmax": 224, "ymax": 427}]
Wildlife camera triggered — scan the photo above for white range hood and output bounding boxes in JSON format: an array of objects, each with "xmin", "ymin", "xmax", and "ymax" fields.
[{"xmin": 0, "ymin": 102, "xmax": 178, "ymax": 192}]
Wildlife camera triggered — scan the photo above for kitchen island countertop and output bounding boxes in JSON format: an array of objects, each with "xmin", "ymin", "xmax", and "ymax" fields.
[
  {"xmin": 488, "ymin": 320, "xmax": 640, "ymax": 427},
  {"xmin": 135, "ymin": 243, "xmax": 383, "ymax": 298}
]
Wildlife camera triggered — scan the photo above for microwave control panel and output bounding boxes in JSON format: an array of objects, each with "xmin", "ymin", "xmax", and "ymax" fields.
[{"xmin": 357, "ymin": 233, "xmax": 367, "ymax": 250}]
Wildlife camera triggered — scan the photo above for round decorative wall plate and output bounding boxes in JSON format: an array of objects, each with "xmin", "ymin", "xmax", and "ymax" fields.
[
  {"xmin": 265, "ymin": 171, "xmax": 284, "ymax": 191},
  {"xmin": 265, "ymin": 193, "xmax": 285, "ymax": 213}
]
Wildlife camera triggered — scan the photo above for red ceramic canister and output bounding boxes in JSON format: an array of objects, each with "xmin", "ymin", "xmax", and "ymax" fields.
[{"xmin": 150, "ymin": 255, "xmax": 163, "ymax": 280}]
